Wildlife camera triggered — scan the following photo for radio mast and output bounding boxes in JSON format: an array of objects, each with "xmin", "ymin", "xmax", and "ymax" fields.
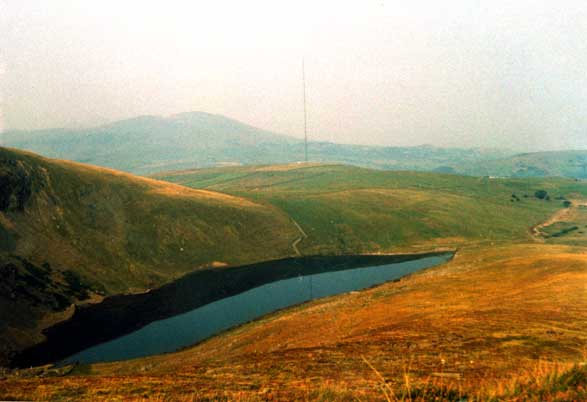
[{"xmin": 302, "ymin": 58, "xmax": 308, "ymax": 163}]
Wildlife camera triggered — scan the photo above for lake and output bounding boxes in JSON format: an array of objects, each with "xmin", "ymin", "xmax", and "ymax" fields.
[{"xmin": 14, "ymin": 252, "xmax": 453, "ymax": 367}]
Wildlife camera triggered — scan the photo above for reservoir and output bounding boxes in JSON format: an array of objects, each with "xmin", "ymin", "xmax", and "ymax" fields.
[{"xmin": 14, "ymin": 252, "xmax": 453, "ymax": 367}]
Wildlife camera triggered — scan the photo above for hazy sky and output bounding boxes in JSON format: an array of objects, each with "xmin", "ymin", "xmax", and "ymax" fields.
[{"xmin": 1, "ymin": 1, "xmax": 586, "ymax": 150}]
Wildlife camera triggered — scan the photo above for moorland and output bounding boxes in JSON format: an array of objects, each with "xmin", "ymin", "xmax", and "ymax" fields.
[{"xmin": 1, "ymin": 146, "xmax": 586, "ymax": 401}]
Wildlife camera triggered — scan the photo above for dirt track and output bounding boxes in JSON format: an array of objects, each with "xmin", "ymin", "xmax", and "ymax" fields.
[
  {"xmin": 291, "ymin": 219, "xmax": 308, "ymax": 256},
  {"xmin": 531, "ymin": 199, "xmax": 587, "ymax": 240}
]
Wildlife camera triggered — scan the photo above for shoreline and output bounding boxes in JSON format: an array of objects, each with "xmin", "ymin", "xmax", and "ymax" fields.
[{"xmin": 11, "ymin": 249, "xmax": 455, "ymax": 368}]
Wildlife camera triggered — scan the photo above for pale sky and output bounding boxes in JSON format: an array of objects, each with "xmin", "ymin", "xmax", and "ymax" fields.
[{"xmin": 1, "ymin": 0, "xmax": 586, "ymax": 150}]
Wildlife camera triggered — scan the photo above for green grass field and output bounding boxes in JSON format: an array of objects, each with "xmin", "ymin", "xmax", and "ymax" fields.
[{"xmin": 157, "ymin": 164, "xmax": 587, "ymax": 254}]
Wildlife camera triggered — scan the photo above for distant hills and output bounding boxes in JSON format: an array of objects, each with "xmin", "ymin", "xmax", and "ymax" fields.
[
  {"xmin": 458, "ymin": 150, "xmax": 587, "ymax": 178},
  {"xmin": 1, "ymin": 112, "xmax": 299, "ymax": 175},
  {"xmin": 0, "ymin": 112, "xmax": 507, "ymax": 175},
  {"xmin": 2, "ymin": 111, "xmax": 586, "ymax": 177}
]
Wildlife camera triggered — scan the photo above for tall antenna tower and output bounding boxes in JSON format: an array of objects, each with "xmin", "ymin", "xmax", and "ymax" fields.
[{"xmin": 302, "ymin": 58, "xmax": 308, "ymax": 162}]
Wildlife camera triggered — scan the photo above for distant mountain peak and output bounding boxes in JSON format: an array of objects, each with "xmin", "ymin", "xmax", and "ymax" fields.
[
  {"xmin": 7, "ymin": 111, "xmax": 584, "ymax": 178},
  {"xmin": 169, "ymin": 111, "xmax": 219, "ymax": 120}
]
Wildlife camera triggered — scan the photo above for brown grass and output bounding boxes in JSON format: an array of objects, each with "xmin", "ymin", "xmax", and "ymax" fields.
[
  {"xmin": 2, "ymin": 243, "xmax": 585, "ymax": 400},
  {"xmin": 14, "ymin": 148, "xmax": 264, "ymax": 209}
]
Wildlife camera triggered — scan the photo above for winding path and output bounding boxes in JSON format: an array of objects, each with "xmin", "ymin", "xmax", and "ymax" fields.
[{"xmin": 291, "ymin": 219, "xmax": 308, "ymax": 256}]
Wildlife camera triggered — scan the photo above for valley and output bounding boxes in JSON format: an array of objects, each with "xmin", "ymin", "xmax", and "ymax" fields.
[
  {"xmin": 1, "ymin": 148, "xmax": 586, "ymax": 400},
  {"xmin": 4, "ymin": 2, "xmax": 587, "ymax": 399}
]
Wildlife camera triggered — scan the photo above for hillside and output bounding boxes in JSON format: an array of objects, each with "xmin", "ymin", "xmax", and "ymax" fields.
[
  {"xmin": 10, "ymin": 190, "xmax": 587, "ymax": 399},
  {"xmin": 1, "ymin": 113, "xmax": 298, "ymax": 175},
  {"xmin": 1, "ymin": 156, "xmax": 586, "ymax": 399},
  {"xmin": 89, "ymin": 244, "xmax": 587, "ymax": 401},
  {"xmin": 0, "ymin": 147, "xmax": 298, "ymax": 364},
  {"xmin": 157, "ymin": 164, "xmax": 587, "ymax": 255},
  {"xmin": 2, "ymin": 112, "xmax": 511, "ymax": 175},
  {"xmin": 3, "ymin": 243, "xmax": 585, "ymax": 401},
  {"xmin": 458, "ymin": 150, "xmax": 587, "ymax": 178}
]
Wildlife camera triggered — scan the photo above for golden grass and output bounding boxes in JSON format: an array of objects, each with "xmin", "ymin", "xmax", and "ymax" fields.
[
  {"xmin": 146, "ymin": 184, "xmax": 261, "ymax": 208},
  {"xmin": 2, "ymin": 147, "xmax": 263, "ymax": 209},
  {"xmin": 2, "ymin": 243, "xmax": 585, "ymax": 401},
  {"xmin": 255, "ymin": 163, "xmax": 326, "ymax": 172},
  {"xmin": 57, "ymin": 156, "xmax": 264, "ymax": 208},
  {"xmin": 2, "ymin": 357, "xmax": 585, "ymax": 401}
]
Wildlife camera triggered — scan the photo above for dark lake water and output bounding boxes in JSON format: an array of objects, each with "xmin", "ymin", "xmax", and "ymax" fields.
[{"xmin": 14, "ymin": 252, "xmax": 452, "ymax": 367}]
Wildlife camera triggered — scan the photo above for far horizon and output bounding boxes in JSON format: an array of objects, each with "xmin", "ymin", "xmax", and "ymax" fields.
[
  {"xmin": 2, "ymin": 110, "xmax": 586, "ymax": 154},
  {"xmin": 1, "ymin": 3, "xmax": 587, "ymax": 400},
  {"xmin": 2, "ymin": 1, "xmax": 587, "ymax": 151}
]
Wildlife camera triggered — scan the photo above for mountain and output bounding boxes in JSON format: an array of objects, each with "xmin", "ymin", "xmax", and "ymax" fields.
[
  {"xmin": 457, "ymin": 150, "xmax": 587, "ymax": 178},
  {"xmin": 5, "ymin": 112, "xmax": 587, "ymax": 178},
  {"xmin": 0, "ymin": 146, "xmax": 298, "ymax": 364},
  {"xmin": 1, "ymin": 112, "xmax": 299, "ymax": 175},
  {"xmin": 2, "ymin": 112, "xmax": 512, "ymax": 175}
]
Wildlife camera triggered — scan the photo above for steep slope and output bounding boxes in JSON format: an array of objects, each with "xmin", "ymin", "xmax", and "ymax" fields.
[
  {"xmin": 2, "ymin": 112, "xmax": 512, "ymax": 175},
  {"xmin": 0, "ymin": 147, "xmax": 298, "ymax": 363}
]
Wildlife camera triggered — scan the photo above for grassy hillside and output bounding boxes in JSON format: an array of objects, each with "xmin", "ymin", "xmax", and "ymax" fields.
[
  {"xmin": 0, "ymin": 147, "xmax": 298, "ymax": 363},
  {"xmin": 458, "ymin": 150, "xmax": 587, "ymax": 178},
  {"xmin": 2, "ymin": 112, "xmax": 512, "ymax": 175},
  {"xmin": 157, "ymin": 164, "xmax": 587, "ymax": 254},
  {"xmin": 3, "ymin": 243, "xmax": 585, "ymax": 401},
  {"xmin": 1, "ymin": 155, "xmax": 586, "ymax": 399}
]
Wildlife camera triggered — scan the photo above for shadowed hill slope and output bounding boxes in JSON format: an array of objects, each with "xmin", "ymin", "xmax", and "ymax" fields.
[{"xmin": 0, "ymin": 147, "xmax": 298, "ymax": 363}]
